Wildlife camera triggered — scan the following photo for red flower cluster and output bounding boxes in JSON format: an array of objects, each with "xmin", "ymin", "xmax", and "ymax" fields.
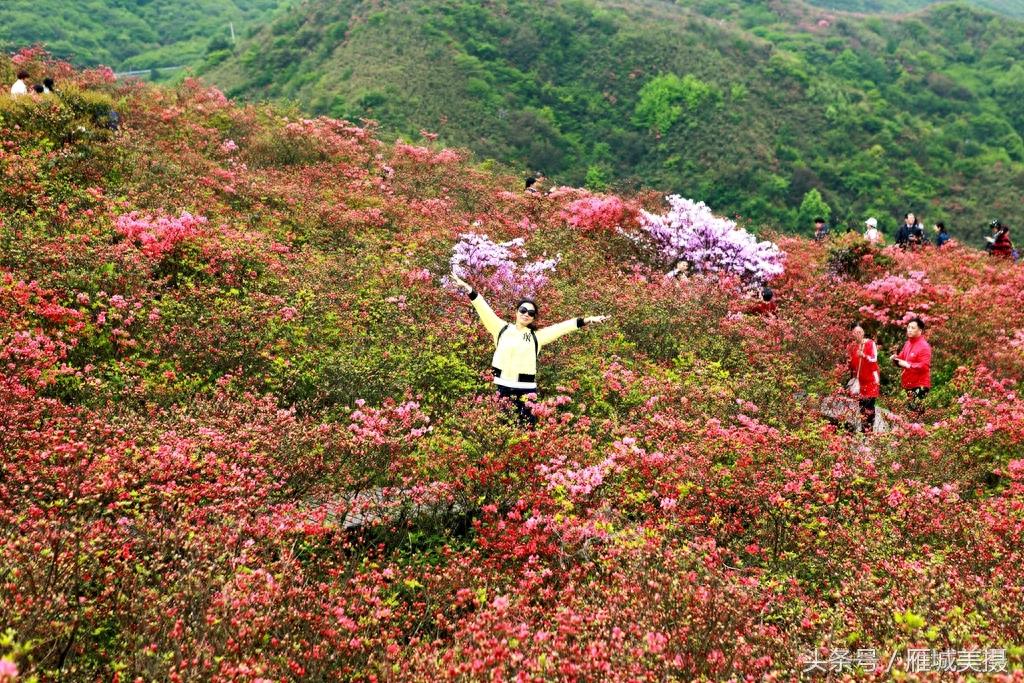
[{"xmin": 3, "ymin": 49, "xmax": 1024, "ymax": 681}]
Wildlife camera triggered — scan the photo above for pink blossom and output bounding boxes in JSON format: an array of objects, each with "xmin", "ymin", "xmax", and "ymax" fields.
[
  {"xmin": 560, "ymin": 195, "xmax": 629, "ymax": 232},
  {"xmin": 633, "ymin": 195, "xmax": 785, "ymax": 283},
  {"xmin": 447, "ymin": 232, "xmax": 559, "ymax": 300},
  {"xmin": 646, "ymin": 631, "xmax": 668, "ymax": 653},
  {"xmin": 115, "ymin": 211, "xmax": 207, "ymax": 260}
]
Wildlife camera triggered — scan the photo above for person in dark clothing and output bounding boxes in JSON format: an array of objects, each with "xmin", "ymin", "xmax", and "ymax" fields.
[
  {"xmin": 895, "ymin": 213, "xmax": 921, "ymax": 249},
  {"xmin": 909, "ymin": 221, "xmax": 928, "ymax": 248},
  {"xmin": 813, "ymin": 217, "xmax": 828, "ymax": 242},
  {"xmin": 984, "ymin": 221, "xmax": 998, "ymax": 253},
  {"xmin": 933, "ymin": 222, "xmax": 950, "ymax": 247}
]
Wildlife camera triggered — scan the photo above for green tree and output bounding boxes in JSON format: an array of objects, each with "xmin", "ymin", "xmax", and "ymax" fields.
[
  {"xmin": 633, "ymin": 73, "xmax": 720, "ymax": 134},
  {"xmin": 797, "ymin": 189, "xmax": 831, "ymax": 234},
  {"xmin": 584, "ymin": 164, "xmax": 610, "ymax": 191}
]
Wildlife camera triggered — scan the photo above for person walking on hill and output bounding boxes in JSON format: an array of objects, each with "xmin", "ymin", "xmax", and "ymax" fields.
[
  {"xmin": 890, "ymin": 317, "xmax": 931, "ymax": 413},
  {"xmin": 10, "ymin": 71, "xmax": 29, "ymax": 97},
  {"xmin": 933, "ymin": 222, "xmax": 950, "ymax": 247},
  {"xmin": 847, "ymin": 323, "xmax": 880, "ymax": 433},
  {"xmin": 990, "ymin": 221, "xmax": 1013, "ymax": 259},
  {"xmin": 450, "ymin": 272, "xmax": 609, "ymax": 428},
  {"xmin": 42, "ymin": 77, "xmax": 55, "ymax": 94},
  {"xmin": 863, "ymin": 217, "xmax": 883, "ymax": 245}
]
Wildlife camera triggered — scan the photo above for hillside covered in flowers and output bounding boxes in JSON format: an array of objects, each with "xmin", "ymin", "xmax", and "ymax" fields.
[{"xmin": 2, "ymin": 51, "xmax": 1024, "ymax": 681}]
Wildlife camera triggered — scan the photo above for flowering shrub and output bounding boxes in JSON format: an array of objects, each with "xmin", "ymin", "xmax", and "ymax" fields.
[
  {"xmin": 3, "ymin": 51, "xmax": 1024, "ymax": 681},
  {"xmin": 858, "ymin": 270, "xmax": 953, "ymax": 330},
  {"xmin": 634, "ymin": 194, "xmax": 785, "ymax": 283},
  {"xmin": 447, "ymin": 232, "xmax": 559, "ymax": 301},
  {"xmin": 115, "ymin": 211, "xmax": 208, "ymax": 261},
  {"xmin": 560, "ymin": 194, "xmax": 633, "ymax": 233}
]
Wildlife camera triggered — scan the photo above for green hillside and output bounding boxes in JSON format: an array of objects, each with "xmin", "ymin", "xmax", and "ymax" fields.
[
  {"xmin": 816, "ymin": 0, "xmax": 1024, "ymax": 17},
  {"xmin": 0, "ymin": 0, "xmax": 293, "ymax": 71},
  {"xmin": 203, "ymin": 0, "xmax": 1024, "ymax": 243}
]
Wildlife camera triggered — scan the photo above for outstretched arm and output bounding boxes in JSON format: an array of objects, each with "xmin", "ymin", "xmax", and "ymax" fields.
[
  {"xmin": 451, "ymin": 273, "xmax": 506, "ymax": 339},
  {"xmin": 536, "ymin": 315, "xmax": 609, "ymax": 348}
]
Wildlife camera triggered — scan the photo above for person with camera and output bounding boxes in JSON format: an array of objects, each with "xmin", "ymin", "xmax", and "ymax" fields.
[
  {"xmin": 890, "ymin": 318, "xmax": 932, "ymax": 414},
  {"xmin": 450, "ymin": 272, "xmax": 609, "ymax": 428},
  {"xmin": 895, "ymin": 213, "xmax": 922, "ymax": 249}
]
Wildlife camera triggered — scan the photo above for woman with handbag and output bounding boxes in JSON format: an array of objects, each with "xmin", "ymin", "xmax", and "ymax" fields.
[{"xmin": 847, "ymin": 322, "xmax": 880, "ymax": 433}]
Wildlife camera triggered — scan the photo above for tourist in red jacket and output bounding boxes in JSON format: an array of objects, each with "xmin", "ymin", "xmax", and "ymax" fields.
[
  {"xmin": 890, "ymin": 317, "xmax": 932, "ymax": 412},
  {"xmin": 848, "ymin": 322, "xmax": 880, "ymax": 432},
  {"xmin": 991, "ymin": 221, "xmax": 1013, "ymax": 259}
]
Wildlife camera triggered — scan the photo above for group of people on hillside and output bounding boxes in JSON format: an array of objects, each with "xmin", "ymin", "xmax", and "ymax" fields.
[
  {"xmin": 449, "ymin": 176, "xmax": 943, "ymax": 431},
  {"xmin": 450, "ymin": 261, "xmax": 931, "ymax": 434},
  {"xmin": 846, "ymin": 318, "xmax": 931, "ymax": 433},
  {"xmin": 814, "ymin": 212, "xmax": 1014, "ymax": 259},
  {"xmin": 8, "ymin": 72, "xmax": 121, "ymax": 130},
  {"xmin": 892, "ymin": 213, "xmax": 954, "ymax": 249},
  {"xmin": 9, "ymin": 71, "xmax": 56, "ymax": 97}
]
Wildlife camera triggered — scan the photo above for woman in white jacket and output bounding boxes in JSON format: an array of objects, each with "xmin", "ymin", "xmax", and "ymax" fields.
[{"xmin": 451, "ymin": 273, "xmax": 608, "ymax": 427}]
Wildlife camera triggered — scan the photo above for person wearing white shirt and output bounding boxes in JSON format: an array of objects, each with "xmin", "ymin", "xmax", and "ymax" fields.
[
  {"xmin": 10, "ymin": 71, "xmax": 30, "ymax": 97},
  {"xmin": 863, "ymin": 217, "xmax": 883, "ymax": 244}
]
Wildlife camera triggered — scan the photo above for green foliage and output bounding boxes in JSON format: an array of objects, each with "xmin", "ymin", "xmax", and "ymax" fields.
[
  {"xmin": 584, "ymin": 164, "xmax": 610, "ymax": 191},
  {"xmin": 797, "ymin": 189, "xmax": 831, "ymax": 234},
  {"xmin": 633, "ymin": 73, "xmax": 721, "ymax": 133},
  {"xmin": 0, "ymin": 86, "xmax": 115, "ymax": 148},
  {"xmin": 812, "ymin": 0, "xmax": 1024, "ymax": 18},
  {"xmin": 0, "ymin": 0, "xmax": 294, "ymax": 70},
  {"xmin": 198, "ymin": 0, "xmax": 1024, "ymax": 243}
]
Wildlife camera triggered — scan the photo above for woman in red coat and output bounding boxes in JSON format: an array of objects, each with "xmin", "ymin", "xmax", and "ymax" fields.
[
  {"xmin": 991, "ymin": 222, "xmax": 1013, "ymax": 259},
  {"xmin": 848, "ymin": 322, "xmax": 880, "ymax": 432}
]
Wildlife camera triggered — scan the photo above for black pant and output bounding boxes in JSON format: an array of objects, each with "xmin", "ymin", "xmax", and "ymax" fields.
[
  {"xmin": 497, "ymin": 385, "xmax": 538, "ymax": 429},
  {"xmin": 858, "ymin": 398, "xmax": 876, "ymax": 433},
  {"xmin": 906, "ymin": 386, "xmax": 929, "ymax": 413}
]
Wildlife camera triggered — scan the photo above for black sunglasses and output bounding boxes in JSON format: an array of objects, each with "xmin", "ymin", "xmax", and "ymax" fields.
[{"xmin": 518, "ymin": 306, "xmax": 536, "ymax": 317}]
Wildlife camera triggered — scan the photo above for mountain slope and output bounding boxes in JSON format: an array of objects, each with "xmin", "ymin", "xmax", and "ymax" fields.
[
  {"xmin": 816, "ymin": 0, "xmax": 1024, "ymax": 17},
  {"xmin": 204, "ymin": 0, "xmax": 1024, "ymax": 242},
  {"xmin": 4, "ymin": 50, "xmax": 1024, "ymax": 681},
  {"xmin": 0, "ymin": 0, "xmax": 293, "ymax": 71}
]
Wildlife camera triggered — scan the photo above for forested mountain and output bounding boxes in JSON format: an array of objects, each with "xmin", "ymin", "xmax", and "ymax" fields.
[
  {"xmin": 0, "ymin": 0, "xmax": 293, "ymax": 71},
  {"xmin": 203, "ymin": 0, "xmax": 1024, "ymax": 242}
]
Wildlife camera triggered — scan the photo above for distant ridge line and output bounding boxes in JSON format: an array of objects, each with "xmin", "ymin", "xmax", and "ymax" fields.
[{"xmin": 114, "ymin": 65, "xmax": 186, "ymax": 79}]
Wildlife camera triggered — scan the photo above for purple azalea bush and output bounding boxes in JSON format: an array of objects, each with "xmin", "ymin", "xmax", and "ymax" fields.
[
  {"xmin": 635, "ymin": 195, "xmax": 785, "ymax": 283},
  {"xmin": 447, "ymin": 232, "xmax": 560, "ymax": 300}
]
